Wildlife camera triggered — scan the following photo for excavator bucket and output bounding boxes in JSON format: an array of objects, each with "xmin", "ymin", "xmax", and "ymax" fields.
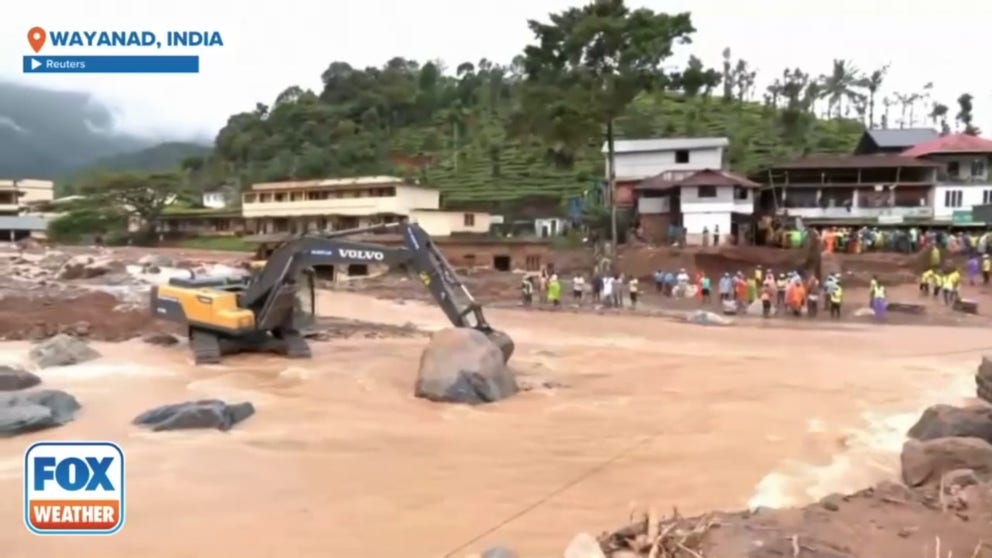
[{"xmin": 485, "ymin": 329, "xmax": 515, "ymax": 363}]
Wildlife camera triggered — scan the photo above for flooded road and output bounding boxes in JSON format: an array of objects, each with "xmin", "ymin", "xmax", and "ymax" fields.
[{"xmin": 0, "ymin": 291, "xmax": 985, "ymax": 557}]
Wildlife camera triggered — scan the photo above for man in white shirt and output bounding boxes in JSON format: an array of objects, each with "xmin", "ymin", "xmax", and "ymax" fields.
[
  {"xmin": 602, "ymin": 275, "xmax": 614, "ymax": 307},
  {"xmin": 572, "ymin": 275, "xmax": 585, "ymax": 302}
]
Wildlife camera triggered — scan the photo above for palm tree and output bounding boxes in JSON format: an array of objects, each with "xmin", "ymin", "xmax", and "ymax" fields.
[
  {"xmin": 822, "ymin": 59, "xmax": 862, "ymax": 118},
  {"xmin": 859, "ymin": 65, "xmax": 888, "ymax": 128}
]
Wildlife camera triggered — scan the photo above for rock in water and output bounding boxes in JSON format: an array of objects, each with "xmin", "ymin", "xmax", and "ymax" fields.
[
  {"xmin": 57, "ymin": 255, "xmax": 125, "ymax": 280},
  {"xmin": 685, "ymin": 310, "xmax": 733, "ymax": 326},
  {"xmin": 0, "ymin": 364, "xmax": 41, "ymax": 391},
  {"xmin": 979, "ymin": 356, "xmax": 992, "ymax": 404},
  {"xmin": 907, "ymin": 404, "xmax": 992, "ymax": 445},
  {"xmin": 142, "ymin": 333, "xmax": 179, "ymax": 346},
  {"xmin": 481, "ymin": 546, "xmax": 519, "ymax": 558},
  {"xmin": 414, "ymin": 328, "xmax": 518, "ymax": 404},
  {"xmin": 138, "ymin": 254, "xmax": 175, "ymax": 268},
  {"xmin": 28, "ymin": 334, "xmax": 101, "ymax": 368},
  {"xmin": 0, "ymin": 389, "xmax": 81, "ymax": 436},
  {"xmin": 900, "ymin": 437, "xmax": 992, "ymax": 487},
  {"xmin": 133, "ymin": 400, "xmax": 255, "ymax": 431}
]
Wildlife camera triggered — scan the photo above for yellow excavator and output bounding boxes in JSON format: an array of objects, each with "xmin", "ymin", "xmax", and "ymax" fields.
[{"xmin": 149, "ymin": 222, "xmax": 514, "ymax": 364}]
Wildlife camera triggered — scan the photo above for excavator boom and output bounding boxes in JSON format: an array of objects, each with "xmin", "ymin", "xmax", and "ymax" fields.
[{"xmin": 150, "ymin": 222, "xmax": 513, "ymax": 364}]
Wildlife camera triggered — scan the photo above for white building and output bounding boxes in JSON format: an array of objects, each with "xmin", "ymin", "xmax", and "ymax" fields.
[
  {"xmin": 903, "ymin": 134, "xmax": 992, "ymax": 222},
  {"xmin": 202, "ymin": 191, "xmax": 228, "ymax": 209},
  {"xmin": 602, "ymin": 137, "xmax": 729, "ymax": 206},
  {"xmin": 635, "ymin": 169, "xmax": 758, "ymax": 244}
]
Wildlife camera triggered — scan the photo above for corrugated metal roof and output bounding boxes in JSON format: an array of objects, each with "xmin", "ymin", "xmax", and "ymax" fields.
[
  {"xmin": 251, "ymin": 176, "xmax": 410, "ymax": 192},
  {"xmin": 0, "ymin": 215, "xmax": 49, "ymax": 230},
  {"xmin": 604, "ymin": 137, "xmax": 729, "ymax": 154},
  {"xmin": 865, "ymin": 128, "xmax": 938, "ymax": 148}
]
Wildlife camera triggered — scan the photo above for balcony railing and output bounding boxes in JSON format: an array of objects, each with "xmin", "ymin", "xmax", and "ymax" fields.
[
  {"xmin": 775, "ymin": 206, "xmax": 934, "ymax": 219},
  {"xmin": 936, "ymin": 174, "xmax": 992, "ymax": 185}
]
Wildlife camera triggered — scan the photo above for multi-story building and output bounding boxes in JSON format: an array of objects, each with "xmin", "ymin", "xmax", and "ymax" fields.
[
  {"xmin": 901, "ymin": 133, "xmax": 992, "ymax": 223},
  {"xmin": 604, "ymin": 137, "xmax": 729, "ymax": 207},
  {"xmin": 240, "ymin": 176, "xmax": 492, "ymax": 237},
  {"xmin": 755, "ymin": 155, "xmax": 941, "ymax": 226},
  {"xmin": 0, "ymin": 179, "xmax": 55, "ymax": 240},
  {"xmin": 635, "ymin": 169, "xmax": 759, "ymax": 244}
]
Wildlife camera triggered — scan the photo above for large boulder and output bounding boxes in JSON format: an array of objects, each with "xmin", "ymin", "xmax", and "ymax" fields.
[
  {"xmin": 57, "ymin": 255, "xmax": 126, "ymax": 280},
  {"xmin": 907, "ymin": 403, "xmax": 992, "ymax": 445},
  {"xmin": 886, "ymin": 302, "xmax": 927, "ymax": 315},
  {"xmin": 133, "ymin": 400, "xmax": 255, "ymax": 431},
  {"xmin": 0, "ymin": 364, "xmax": 41, "ymax": 391},
  {"xmin": 978, "ymin": 356, "xmax": 992, "ymax": 404},
  {"xmin": 0, "ymin": 389, "xmax": 81, "ymax": 436},
  {"xmin": 28, "ymin": 334, "xmax": 101, "ymax": 368},
  {"xmin": 900, "ymin": 437, "xmax": 992, "ymax": 487},
  {"xmin": 414, "ymin": 328, "xmax": 518, "ymax": 404}
]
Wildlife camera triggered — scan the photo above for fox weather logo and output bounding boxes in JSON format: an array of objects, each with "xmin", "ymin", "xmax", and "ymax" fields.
[{"xmin": 24, "ymin": 441, "xmax": 125, "ymax": 535}]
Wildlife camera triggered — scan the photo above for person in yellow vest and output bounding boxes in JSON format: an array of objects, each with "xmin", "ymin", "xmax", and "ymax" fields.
[
  {"xmin": 754, "ymin": 266, "xmax": 763, "ymax": 284},
  {"xmin": 775, "ymin": 273, "xmax": 788, "ymax": 311},
  {"xmin": 829, "ymin": 281, "xmax": 843, "ymax": 319},
  {"xmin": 942, "ymin": 269, "xmax": 960, "ymax": 306},
  {"xmin": 547, "ymin": 274, "xmax": 562, "ymax": 307},
  {"xmin": 628, "ymin": 276, "xmax": 640, "ymax": 308},
  {"xmin": 920, "ymin": 268, "xmax": 934, "ymax": 296},
  {"xmin": 868, "ymin": 276, "xmax": 879, "ymax": 307},
  {"xmin": 983, "ymin": 255, "xmax": 991, "ymax": 285}
]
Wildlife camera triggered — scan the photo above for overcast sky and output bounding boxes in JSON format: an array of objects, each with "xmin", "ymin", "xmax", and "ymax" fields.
[{"xmin": 3, "ymin": 0, "xmax": 991, "ymax": 142}]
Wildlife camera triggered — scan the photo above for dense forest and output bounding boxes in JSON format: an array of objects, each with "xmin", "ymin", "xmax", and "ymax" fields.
[{"xmin": 53, "ymin": 0, "xmax": 983, "ymax": 241}]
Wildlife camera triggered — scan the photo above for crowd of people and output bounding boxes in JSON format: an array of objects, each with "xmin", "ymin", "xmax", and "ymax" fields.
[
  {"xmin": 773, "ymin": 226, "xmax": 992, "ymax": 255},
  {"xmin": 520, "ymin": 269, "xmax": 641, "ymax": 308}
]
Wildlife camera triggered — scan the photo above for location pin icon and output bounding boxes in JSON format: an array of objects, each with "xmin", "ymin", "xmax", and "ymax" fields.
[{"xmin": 28, "ymin": 27, "xmax": 46, "ymax": 53}]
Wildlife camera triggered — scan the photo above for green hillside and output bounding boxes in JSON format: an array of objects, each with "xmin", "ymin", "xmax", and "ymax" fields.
[
  {"xmin": 201, "ymin": 7, "xmax": 870, "ymax": 208},
  {"xmin": 81, "ymin": 142, "xmax": 211, "ymax": 174},
  {"xmin": 204, "ymin": 62, "xmax": 863, "ymax": 208}
]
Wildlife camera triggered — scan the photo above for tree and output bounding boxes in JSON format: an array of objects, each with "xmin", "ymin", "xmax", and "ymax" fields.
[
  {"xmin": 822, "ymin": 59, "xmax": 861, "ymax": 118},
  {"xmin": 930, "ymin": 102, "xmax": 950, "ymax": 135},
  {"xmin": 860, "ymin": 65, "xmax": 888, "ymax": 128},
  {"xmin": 673, "ymin": 55, "xmax": 721, "ymax": 97},
  {"xmin": 956, "ymin": 93, "xmax": 981, "ymax": 135},
  {"xmin": 514, "ymin": 0, "xmax": 695, "ymax": 252},
  {"xmin": 77, "ymin": 172, "xmax": 187, "ymax": 240}
]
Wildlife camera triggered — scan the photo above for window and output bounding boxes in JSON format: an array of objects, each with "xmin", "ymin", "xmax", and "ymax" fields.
[
  {"xmin": 973, "ymin": 159, "xmax": 988, "ymax": 179},
  {"xmin": 243, "ymin": 194, "xmax": 257, "ymax": 203},
  {"xmin": 944, "ymin": 189, "xmax": 963, "ymax": 208},
  {"xmin": 674, "ymin": 150, "xmax": 690, "ymax": 164},
  {"xmin": 274, "ymin": 193, "xmax": 286, "ymax": 202},
  {"xmin": 983, "ymin": 190, "xmax": 992, "ymax": 204},
  {"xmin": 734, "ymin": 186, "xmax": 748, "ymax": 200},
  {"xmin": 463, "ymin": 213, "xmax": 475, "ymax": 226},
  {"xmin": 697, "ymin": 185, "xmax": 717, "ymax": 198},
  {"xmin": 948, "ymin": 161, "xmax": 961, "ymax": 178},
  {"xmin": 525, "ymin": 255, "xmax": 542, "ymax": 271}
]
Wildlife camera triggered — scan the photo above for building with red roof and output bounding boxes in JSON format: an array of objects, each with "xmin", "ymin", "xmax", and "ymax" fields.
[{"xmin": 901, "ymin": 133, "xmax": 992, "ymax": 222}]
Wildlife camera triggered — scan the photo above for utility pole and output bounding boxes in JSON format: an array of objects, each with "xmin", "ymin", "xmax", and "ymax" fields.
[{"xmin": 606, "ymin": 119, "xmax": 618, "ymax": 264}]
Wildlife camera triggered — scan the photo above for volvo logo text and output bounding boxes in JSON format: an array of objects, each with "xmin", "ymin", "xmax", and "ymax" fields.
[{"xmin": 338, "ymin": 249, "xmax": 384, "ymax": 261}]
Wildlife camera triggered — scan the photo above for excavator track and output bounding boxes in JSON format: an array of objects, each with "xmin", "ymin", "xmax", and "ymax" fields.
[
  {"xmin": 190, "ymin": 329, "xmax": 222, "ymax": 365},
  {"xmin": 282, "ymin": 331, "xmax": 312, "ymax": 359}
]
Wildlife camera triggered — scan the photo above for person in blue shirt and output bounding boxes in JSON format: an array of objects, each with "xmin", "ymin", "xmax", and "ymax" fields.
[
  {"xmin": 663, "ymin": 271, "xmax": 676, "ymax": 297},
  {"xmin": 718, "ymin": 273, "xmax": 732, "ymax": 301},
  {"xmin": 653, "ymin": 269, "xmax": 665, "ymax": 292}
]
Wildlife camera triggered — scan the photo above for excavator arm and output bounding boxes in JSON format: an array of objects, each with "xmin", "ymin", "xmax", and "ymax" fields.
[{"xmin": 239, "ymin": 222, "xmax": 511, "ymax": 359}]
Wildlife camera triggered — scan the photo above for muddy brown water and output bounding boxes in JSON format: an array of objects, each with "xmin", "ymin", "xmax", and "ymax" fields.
[{"xmin": 0, "ymin": 291, "xmax": 985, "ymax": 557}]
